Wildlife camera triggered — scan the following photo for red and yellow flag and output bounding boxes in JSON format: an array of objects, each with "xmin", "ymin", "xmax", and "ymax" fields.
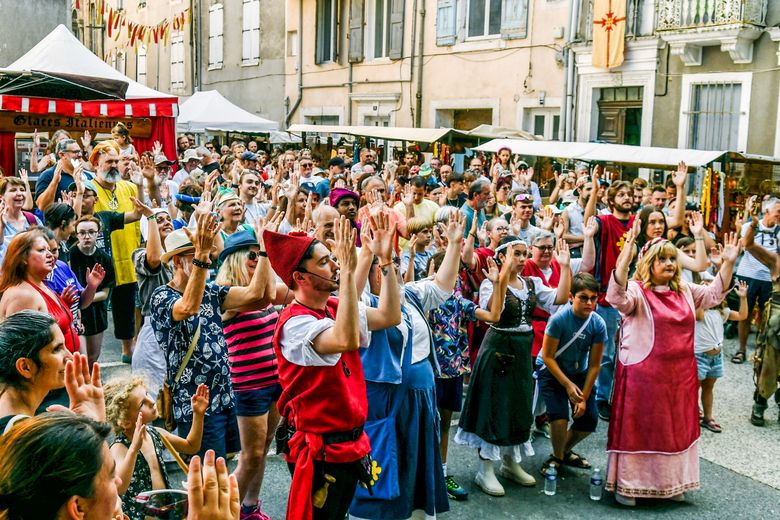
[{"xmin": 592, "ymin": 0, "xmax": 626, "ymax": 69}]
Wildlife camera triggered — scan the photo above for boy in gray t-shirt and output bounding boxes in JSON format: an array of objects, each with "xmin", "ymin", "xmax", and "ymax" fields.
[{"xmin": 538, "ymin": 273, "xmax": 607, "ymax": 475}]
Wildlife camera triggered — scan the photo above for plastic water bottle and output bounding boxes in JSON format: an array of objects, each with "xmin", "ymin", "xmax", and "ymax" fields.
[
  {"xmin": 589, "ymin": 468, "xmax": 603, "ymax": 501},
  {"xmin": 544, "ymin": 464, "xmax": 557, "ymax": 496}
]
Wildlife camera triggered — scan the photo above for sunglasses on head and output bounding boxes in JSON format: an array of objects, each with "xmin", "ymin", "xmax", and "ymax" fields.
[{"xmin": 515, "ymin": 194, "xmax": 534, "ymax": 202}]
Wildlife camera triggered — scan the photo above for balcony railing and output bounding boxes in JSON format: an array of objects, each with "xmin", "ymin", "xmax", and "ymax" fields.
[{"xmin": 656, "ymin": 0, "xmax": 767, "ymax": 31}]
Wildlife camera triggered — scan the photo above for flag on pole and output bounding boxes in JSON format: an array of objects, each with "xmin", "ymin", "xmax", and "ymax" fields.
[{"xmin": 592, "ymin": 0, "xmax": 626, "ymax": 69}]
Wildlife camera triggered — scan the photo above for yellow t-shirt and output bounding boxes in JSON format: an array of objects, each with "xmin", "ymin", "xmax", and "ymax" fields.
[
  {"xmin": 94, "ymin": 180, "xmax": 140, "ymax": 286},
  {"xmin": 393, "ymin": 199, "xmax": 440, "ymax": 251}
]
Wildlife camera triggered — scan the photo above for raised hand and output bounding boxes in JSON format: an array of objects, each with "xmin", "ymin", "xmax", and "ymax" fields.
[
  {"xmin": 56, "ymin": 352, "xmax": 106, "ymax": 422},
  {"xmin": 618, "ymin": 218, "xmax": 641, "ymax": 267},
  {"xmin": 0, "ymin": 199, "xmax": 6, "ymax": 228},
  {"xmin": 140, "ymin": 154, "xmax": 156, "ymax": 182},
  {"xmin": 186, "ymin": 451, "xmax": 241, "ymax": 520},
  {"xmin": 333, "ymin": 216, "xmax": 358, "ymax": 272},
  {"xmin": 256, "ymin": 210, "xmax": 285, "ymax": 240},
  {"xmin": 672, "ymin": 161, "xmax": 688, "ymax": 187},
  {"xmin": 18, "ymin": 168, "xmax": 29, "ymax": 185},
  {"xmin": 365, "ymin": 212, "xmax": 395, "ymax": 263},
  {"xmin": 129, "ymin": 412, "xmax": 146, "ymax": 453},
  {"xmin": 407, "ymin": 234, "xmax": 419, "ymax": 256},
  {"xmin": 720, "ymin": 232, "xmax": 741, "ymax": 264},
  {"xmin": 152, "ymin": 140, "xmax": 163, "ymax": 157},
  {"xmin": 583, "ymin": 216, "xmax": 598, "ymax": 238},
  {"xmin": 60, "ymin": 284, "xmax": 79, "ymax": 307},
  {"xmin": 688, "ymin": 211, "xmax": 705, "ymax": 237},
  {"xmin": 537, "ymin": 205, "xmax": 554, "ymax": 230},
  {"xmin": 285, "ymin": 172, "xmax": 300, "ymax": 199},
  {"xmin": 734, "ymin": 280, "xmax": 748, "ymax": 298},
  {"xmin": 444, "ymin": 211, "xmax": 466, "ymax": 244},
  {"xmin": 191, "ymin": 384, "xmax": 210, "ymax": 416},
  {"xmin": 81, "ymin": 130, "xmax": 92, "ymax": 150},
  {"xmin": 86, "ymin": 263, "xmax": 106, "ymax": 288},
  {"xmin": 477, "ymin": 220, "xmax": 488, "ymax": 246},
  {"xmin": 193, "ymin": 189, "xmax": 213, "ymax": 216},
  {"xmin": 32, "ymin": 129, "xmax": 40, "ymax": 150},
  {"xmin": 60, "ymin": 190, "xmax": 73, "ymax": 207},
  {"xmin": 554, "ymin": 239, "xmax": 571, "ymax": 267},
  {"xmin": 160, "ymin": 181, "xmax": 170, "ymax": 201},
  {"xmin": 745, "ymin": 195, "xmax": 758, "ymax": 217},
  {"xmin": 482, "ymin": 256, "xmax": 501, "ymax": 283},
  {"xmin": 185, "ymin": 211, "xmax": 221, "ymax": 257},
  {"xmin": 53, "ymin": 161, "xmax": 63, "ymax": 182},
  {"xmin": 401, "ymin": 184, "xmax": 414, "ymax": 207}
]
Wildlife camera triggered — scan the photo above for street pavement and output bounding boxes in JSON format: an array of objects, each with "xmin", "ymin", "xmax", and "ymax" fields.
[{"xmin": 100, "ymin": 325, "xmax": 780, "ymax": 519}]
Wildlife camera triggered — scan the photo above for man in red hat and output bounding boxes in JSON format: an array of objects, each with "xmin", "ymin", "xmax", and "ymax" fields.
[{"xmin": 265, "ymin": 214, "xmax": 401, "ymax": 520}]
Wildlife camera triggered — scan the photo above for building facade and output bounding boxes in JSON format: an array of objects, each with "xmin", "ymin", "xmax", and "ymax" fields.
[
  {"xmin": 1, "ymin": 0, "xmax": 70, "ymax": 65},
  {"xmin": 570, "ymin": 0, "xmax": 780, "ymax": 158},
  {"xmin": 284, "ymin": 0, "xmax": 570, "ymax": 138}
]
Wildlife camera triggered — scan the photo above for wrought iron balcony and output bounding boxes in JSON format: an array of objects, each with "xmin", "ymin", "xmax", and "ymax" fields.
[
  {"xmin": 656, "ymin": 0, "xmax": 767, "ymax": 31},
  {"xmin": 656, "ymin": 0, "xmax": 767, "ymax": 65}
]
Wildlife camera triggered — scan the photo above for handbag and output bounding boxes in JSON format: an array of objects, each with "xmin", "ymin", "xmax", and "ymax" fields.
[{"xmin": 158, "ymin": 322, "xmax": 201, "ymax": 431}]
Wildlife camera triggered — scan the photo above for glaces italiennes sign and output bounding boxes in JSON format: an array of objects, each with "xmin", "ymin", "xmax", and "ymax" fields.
[{"xmin": 0, "ymin": 112, "xmax": 152, "ymax": 138}]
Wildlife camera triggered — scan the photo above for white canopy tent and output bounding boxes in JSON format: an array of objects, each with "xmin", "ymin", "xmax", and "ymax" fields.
[
  {"xmin": 7, "ymin": 25, "xmax": 173, "ymax": 100},
  {"xmin": 287, "ymin": 124, "xmax": 454, "ymax": 144},
  {"xmin": 475, "ymin": 139, "xmax": 731, "ymax": 169},
  {"xmin": 178, "ymin": 90, "xmax": 278, "ymax": 133}
]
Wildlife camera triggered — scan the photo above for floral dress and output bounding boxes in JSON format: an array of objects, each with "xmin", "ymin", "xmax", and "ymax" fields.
[{"xmin": 112, "ymin": 427, "xmax": 171, "ymax": 520}]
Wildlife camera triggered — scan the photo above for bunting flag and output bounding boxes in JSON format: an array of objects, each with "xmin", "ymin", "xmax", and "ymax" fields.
[
  {"xmin": 103, "ymin": 6, "xmax": 188, "ymax": 52},
  {"xmin": 592, "ymin": 0, "xmax": 627, "ymax": 69}
]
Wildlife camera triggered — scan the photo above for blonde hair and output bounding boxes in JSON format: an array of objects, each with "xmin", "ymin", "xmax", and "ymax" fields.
[
  {"xmin": 406, "ymin": 217, "xmax": 433, "ymax": 235},
  {"xmin": 634, "ymin": 240, "xmax": 682, "ymax": 293},
  {"xmin": 103, "ymin": 375, "xmax": 147, "ymax": 433},
  {"xmin": 88, "ymin": 140, "xmax": 120, "ymax": 166},
  {"xmin": 215, "ymin": 249, "xmax": 251, "ymax": 286}
]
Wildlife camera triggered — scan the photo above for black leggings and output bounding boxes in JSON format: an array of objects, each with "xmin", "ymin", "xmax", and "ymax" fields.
[{"xmin": 287, "ymin": 460, "xmax": 359, "ymax": 520}]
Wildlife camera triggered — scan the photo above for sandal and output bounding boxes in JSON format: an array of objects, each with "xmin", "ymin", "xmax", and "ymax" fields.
[
  {"xmin": 701, "ymin": 418, "xmax": 723, "ymax": 433},
  {"xmin": 562, "ymin": 451, "xmax": 592, "ymax": 469},
  {"xmin": 540, "ymin": 455, "xmax": 562, "ymax": 476},
  {"xmin": 731, "ymin": 351, "xmax": 746, "ymax": 364}
]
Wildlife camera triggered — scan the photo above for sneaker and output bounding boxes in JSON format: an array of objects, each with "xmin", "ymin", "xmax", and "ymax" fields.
[
  {"xmin": 615, "ymin": 493, "xmax": 636, "ymax": 507},
  {"xmin": 669, "ymin": 493, "xmax": 685, "ymax": 502},
  {"xmin": 445, "ymin": 475, "xmax": 469, "ymax": 501},
  {"xmin": 597, "ymin": 401, "xmax": 611, "ymax": 422},
  {"xmin": 240, "ymin": 506, "xmax": 271, "ymax": 520},
  {"xmin": 534, "ymin": 422, "xmax": 551, "ymax": 439}
]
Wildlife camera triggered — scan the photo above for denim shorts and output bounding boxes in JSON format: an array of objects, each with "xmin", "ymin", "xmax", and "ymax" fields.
[
  {"xmin": 696, "ymin": 350, "xmax": 724, "ymax": 380},
  {"xmin": 178, "ymin": 407, "xmax": 240, "ymax": 460},
  {"xmin": 539, "ymin": 369, "xmax": 598, "ymax": 433},
  {"xmin": 234, "ymin": 383, "xmax": 282, "ymax": 417}
]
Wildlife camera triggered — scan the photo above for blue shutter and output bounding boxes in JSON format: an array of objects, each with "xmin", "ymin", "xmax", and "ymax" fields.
[
  {"xmin": 436, "ymin": 0, "xmax": 457, "ymax": 46},
  {"xmin": 500, "ymin": 0, "xmax": 528, "ymax": 40}
]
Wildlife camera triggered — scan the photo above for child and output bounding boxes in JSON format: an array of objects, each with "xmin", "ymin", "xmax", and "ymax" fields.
[
  {"xmin": 104, "ymin": 376, "xmax": 209, "ymax": 520},
  {"xmin": 401, "ymin": 217, "xmax": 434, "ymax": 282},
  {"xmin": 538, "ymin": 272, "xmax": 607, "ymax": 475},
  {"xmin": 69, "ymin": 215, "xmax": 115, "ymax": 365},
  {"xmin": 695, "ymin": 277, "xmax": 747, "ymax": 432},
  {"xmin": 427, "ymin": 251, "xmax": 511, "ymax": 501}
]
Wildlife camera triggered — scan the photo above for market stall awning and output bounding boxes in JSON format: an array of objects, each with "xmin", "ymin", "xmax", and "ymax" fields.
[
  {"xmin": 178, "ymin": 90, "xmax": 278, "ymax": 133},
  {"xmin": 464, "ymin": 124, "xmax": 538, "ymax": 141},
  {"xmin": 0, "ymin": 69, "xmax": 128, "ymax": 101},
  {"xmin": 7, "ymin": 24, "xmax": 174, "ymax": 100},
  {"xmin": 474, "ymin": 139, "xmax": 598, "ymax": 160},
  {"xmin": 287, "ymin": 124, "xmax": 454, "ymax": 144}
]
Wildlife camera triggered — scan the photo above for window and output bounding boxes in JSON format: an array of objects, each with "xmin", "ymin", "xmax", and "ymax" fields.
[
  {"xmin": 523, "ymin": 108, "xmax": 561, "ymax": 140},
  {"xmin": 242, "ymin": 0, "xmax": 260, "ymax": 64},
  {"xmin": 364, "ymin": 115, "xmax": 390, "ymax": 127},
  {"xmin": 136, "ymin": 46, "xmax": 147, "ymax": 84},
  {"xmin": 372, "ymin": 0, "xmax": 390, "ymax": 58},
  {"xmin": 170, "ymin": 33, "xmax": 185, "ymax": 91},
  {"xmin": 209, "ymin": 4, "xmax": 224, "ymax": 69},
  {"xmin": 116, "ymin": 52, "xmax": 125, "ymax": 75},
  {"xmin": 316, "ymin": 0, "xmax": 338, "ymax": 63},
  {"xmin": 689, "ymin": 83, "xmax": 742, "ymax": 150},
  {"xmin": 467, "ymin": 0, "xmax": 502, "ymax": 38},
  {"xmin": 304, "ymin": 115, "xmax": 340, "ymax": 126}
]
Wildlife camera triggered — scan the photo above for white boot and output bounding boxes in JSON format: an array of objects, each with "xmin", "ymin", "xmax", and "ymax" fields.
[
  {"xmin": 499, "ymin": 455, "xmax": 537, "ymax": 487},
  {"xmin": 475, "ymin": 458, "xmax": 505, "ymax": 496}
]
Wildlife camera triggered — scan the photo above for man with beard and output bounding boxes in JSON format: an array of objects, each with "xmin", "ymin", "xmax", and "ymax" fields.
[
  {"xmin": 561, "ymin": 177, "xmax": 593, "ymax": 258},
  {"xmin": 35, "ymin": 139, "xmax": 86, "ymax": 211},
  {"xmin": 238, "ymin": 169, "xmax": 265, "ymax": 225},
  {"xmin": 177, "ymin": 135, "xmax": 191, "ymax": 159},
  {"xmin": 89, "ymin": 141, "xmax": 142, "ymax": 364},
  {"xmin": 174, "ymin": 148, "xmax": 202, "ymax": 185},
  {"xmin": 266, "ymin": 216, "xmax": 401, "ymax": 520},
  {"xmin": 459, "ymin": 178, "xmax": 491, "ymax": 240},
  {"xmin": 583, "ymin": 169, "xmax": 636, "ymax": 421},
  {"xmin": 330, "ymin": 188, "xmax": 361, "ymax": 243}
]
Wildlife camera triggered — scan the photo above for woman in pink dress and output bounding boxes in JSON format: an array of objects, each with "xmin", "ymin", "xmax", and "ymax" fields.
[{"xmin": 605, "ymin": 223, "xmax": 740, "ymax": 506}]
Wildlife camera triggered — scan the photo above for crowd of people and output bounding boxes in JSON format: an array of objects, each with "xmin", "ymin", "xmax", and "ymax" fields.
[{"xmin": 0, "ymin": 129, "xmax": 778, "ymax": 520}]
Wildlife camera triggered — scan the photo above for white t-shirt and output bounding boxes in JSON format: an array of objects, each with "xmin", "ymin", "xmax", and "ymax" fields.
[
  {"xmin": 479, "ymin": 276, "xmax": 557, "ymax": 332},
  {"xmin": 737, "ymin": 221, "xmax": 777, "ymax": 282},
  {"xmin": 694, "ymin": 307, "xmax": 728, "ymax": 353}
]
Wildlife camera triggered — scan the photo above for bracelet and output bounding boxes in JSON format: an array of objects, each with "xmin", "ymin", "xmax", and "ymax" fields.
[
  {"xmin": 695, "ymin": 237, "xmax": 705, "ymax": 241},
  {"xmin": 146, "ymin": 214, "xmax": 157, "ymax": 221},
  {"xmin": 257, "ymin": 251, "xmax": 268, "ymax": 257},
  {"xmin": 191, "ymin": 258, "xmax": 212, "ymax": 269}
]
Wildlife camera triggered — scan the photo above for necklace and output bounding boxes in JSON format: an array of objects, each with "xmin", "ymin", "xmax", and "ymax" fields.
[{"xmin": 96, "ymin": 181, "xmax": 119, "ymax": 210}]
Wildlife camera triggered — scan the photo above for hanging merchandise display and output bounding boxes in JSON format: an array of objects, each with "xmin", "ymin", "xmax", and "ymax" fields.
[{"xmin": 700, "ymin": 168, "xmax": 712, "ymax": 227}]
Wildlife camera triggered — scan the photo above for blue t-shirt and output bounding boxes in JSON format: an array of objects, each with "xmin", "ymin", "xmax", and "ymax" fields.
[
  {"xmin": 459, "ymin": 202, "xmax": 486, "ymax": 239},
  {"xmin": 537, "ymin": 304, "xmax": 608, "ymax": 374},
  {"xmin": 34, "ymin": 164, "xmax": 74, "ymax": 204}
]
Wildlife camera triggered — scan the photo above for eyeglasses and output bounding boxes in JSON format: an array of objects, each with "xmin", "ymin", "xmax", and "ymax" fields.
[
  {"xmin": 66, "ymin": 149, "xmax": 81, "ymax": 155},
  {"xmin": 300, "ymin": 163, "xmax": 313, "ymax": 168},
  {"xmin": 134, "ymin": 490, "xmax": 187, "ymax": 519},
  {"xmin": 247, "ymin": 251, "xmax": 260, "ymax": 261},
  {"xmin": 77, "ymin": 230, "xmax": 98, "ymax": 237},
  {"xmin": 533, "ymin": 245, "xmax": 554, "ymax": 252},
  {"xmin": 576, "ymin": 295, "xmax": 599, "ymax": 303},
  {"xmin": 157, "ymin": 166, "xmax": 172, "ymax": 173}
]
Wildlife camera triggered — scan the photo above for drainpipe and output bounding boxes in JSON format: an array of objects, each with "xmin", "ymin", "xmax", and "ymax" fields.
[
  {"xmin": 348, "ymin": 61, "xmax": 353, "ymax": 125},
  {"xmin": 409, "ymin": 0, "xmax": 418, "ymax": 125},
  {"xmin": 195, "ymin": 0, "xmax": 203, "ymax": 92},
  {"xmin": 286, "ymin": 0, "xmax": 304, "ymax": 128},
  {"xmin": 414, "ymin": 3, "xmax": 425, "ymax": 128},
  {"xmin": 562, "ymin": 0, "xmax": 581, "ymax": 141}
]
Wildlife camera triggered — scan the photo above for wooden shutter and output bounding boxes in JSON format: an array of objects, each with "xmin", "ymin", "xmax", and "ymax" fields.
[
  {"xmin": 208, "ymin": 4, "xmax": 224, "ymax": 68},
  {"xmin": 388, "ymin": 0, "xmax": 405, "ymax": 59},
  {"xmin": 436, "ymin": 0, "xmax": 457, "ymax": 46},
  {"xmin": 348, "ymin": 0, "xmax": 365, "ymax": 62},
  {"xmin": 500, "ymin": 0, "xmax": 528, "ymax": 40}
]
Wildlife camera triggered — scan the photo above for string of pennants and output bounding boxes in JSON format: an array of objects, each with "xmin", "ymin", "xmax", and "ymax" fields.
[{"xmin": 73, "ymin": 0, "xmax": 191, "ymax": 53}]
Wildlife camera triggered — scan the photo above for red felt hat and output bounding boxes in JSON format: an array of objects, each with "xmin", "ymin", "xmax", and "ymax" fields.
[{"xmin": 263, "ymin": 230, "xmax": 316, "ymax": 287}]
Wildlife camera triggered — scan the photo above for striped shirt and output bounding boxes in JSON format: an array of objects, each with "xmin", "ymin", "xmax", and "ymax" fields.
[{"xmin": 223, "ymin": 307, "xmax": 280, "ymax": 392}]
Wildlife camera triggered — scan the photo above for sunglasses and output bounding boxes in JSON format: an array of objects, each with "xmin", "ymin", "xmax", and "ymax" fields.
[
  {"xmin": 247, "ymin": 250, "xmax": 261, "ymax": 261},
  {"xmin": 515, "ymin": 194, "xmax": 534, "ymax": 202},
  {"xmin": 576, "ymin": 295, "xmax": 599, "ymax": 303},
  {"xmin": 134, "ymin": 490, "xmax": 188, "ymax": 519},
  {"xmin": 533, "ymin": 245, "xmax": 554, "ymax": 252}
]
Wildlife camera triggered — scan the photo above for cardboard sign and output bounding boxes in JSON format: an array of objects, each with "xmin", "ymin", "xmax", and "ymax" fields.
[{"xmin": 0, "ymin": 112, "xmax": 152, "ymax": 138}]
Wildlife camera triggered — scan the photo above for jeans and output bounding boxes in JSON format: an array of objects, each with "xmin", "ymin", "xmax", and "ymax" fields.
[{"xmin": 595, "ymin": 305, "xmax": 621, "ymax": 404}]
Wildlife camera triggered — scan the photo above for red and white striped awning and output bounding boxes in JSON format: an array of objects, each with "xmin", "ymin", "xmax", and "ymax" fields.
[{"xmin": 0, "ymin": 95, "xmax": 178, "ymax": 118}]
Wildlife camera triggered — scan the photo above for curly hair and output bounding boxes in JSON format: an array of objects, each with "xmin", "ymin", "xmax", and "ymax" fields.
[
  {"xmin": 103, "ymin": 375, "xmax": 147, "ymax": 433},
  {"xmin": 634, "ymin": 240, "xmax": 682, "ymax": 293}
]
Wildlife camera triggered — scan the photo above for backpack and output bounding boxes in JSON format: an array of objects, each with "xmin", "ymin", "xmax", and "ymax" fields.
[{"xmin": 22, "ymin": 211, "xmax": 37, "ymax": 226}]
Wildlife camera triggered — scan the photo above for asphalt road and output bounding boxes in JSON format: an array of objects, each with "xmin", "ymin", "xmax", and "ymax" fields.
[{"xmin": 100, "ymin": 323, "xmax": 780, "ymax": 519}]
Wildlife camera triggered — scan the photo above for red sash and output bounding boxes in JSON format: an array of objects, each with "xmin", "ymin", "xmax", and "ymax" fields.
[
  {"xmin": 522, "ymin": 260, "xmax": 561, "ymax": 357},
  {"xmin": 274, "ymin": 298, "xmax": 370, "ymax": 519}
]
